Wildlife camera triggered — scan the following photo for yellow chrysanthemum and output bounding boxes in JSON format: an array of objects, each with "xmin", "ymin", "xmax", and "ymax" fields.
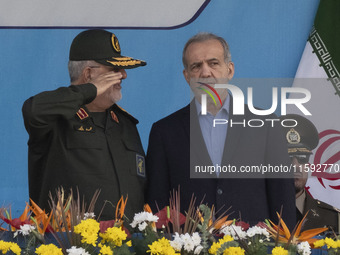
[
  {"xmin": 209, "ymin": 235, "xmax": 234, "ymax": 254},
  {"xmin": 313, "ymin": 239, "xmax": 325, "ymax": 248},
  {"xmin": 223, "ymin": 246, "xmax": 245, "ymax": 255},
  {"xmin": 147, "ymin": 237, "xmax": 179, "ymax": 255},
  {"xmin": 99, "ymin": 226, "xmax": 127, "ymax": 247},
  {"xmin": 0, "ymin": 240, "xmax": 22, "ymax": 255},
  {"xmin": 148, "ymin": 241, "xmax": 163, "ymax": 254},
  {"xmin": 35, "ymin": 244, "xmax": 63, "ymax": 255},
  {"xmin": 271, "ymin": 246, "xmax": 288, "ymax": 255},
  {"xmin": 336, "ymin": 240, "xmax": 340, "ymax": 248},
  {"xmin": 99, "ymin": 244, "xmax": 113, "ymax": 255},
  {"xmin": 126, "ymin": 240, "xmax": 132, "ymax": 247},
  {"xmin": 324, "ymin": 237, "xmax": 337, "ymax": 249},
  {"xmin": 74, "ymin": 218, "xmax": 100, "ymax": 246}
]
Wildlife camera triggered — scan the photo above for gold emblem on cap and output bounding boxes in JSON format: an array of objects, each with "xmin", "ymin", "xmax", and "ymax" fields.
[
  {"xmin": 287, "ymin": 128, "xmax": 301, "ymax": 144},
  {"xmin": 111, "ymin": 34, "xmax": 121, "ymax": 53}
]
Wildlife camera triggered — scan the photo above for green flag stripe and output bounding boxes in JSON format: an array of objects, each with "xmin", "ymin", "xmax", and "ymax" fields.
[
  {"xmin": 314, "ymin": 0, "xmax": 340, "ymax": 70},
  {"xmin": 308, "ymin": 0, "xmax": 340, "ymax": 97}
]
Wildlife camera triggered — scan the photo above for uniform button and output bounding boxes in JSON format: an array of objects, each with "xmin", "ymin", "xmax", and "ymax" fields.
[{"xmin": 217, "ymin": 188, "xmax": 223, "ymax": 195}]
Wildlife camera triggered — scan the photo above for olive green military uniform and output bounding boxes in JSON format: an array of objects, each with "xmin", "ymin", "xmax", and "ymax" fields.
[
  {"xmin": 22, "ymin": 83, "xmax": 146, "ymax": 220},
  {"xmin": 297, "ymin": 190, "xmax": 339, "ymax": 233}
]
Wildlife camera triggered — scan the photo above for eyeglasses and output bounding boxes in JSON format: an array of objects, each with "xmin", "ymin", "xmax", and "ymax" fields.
[
  {"xmin": 290, "ymin": 155, "xmax": 310, "ymax": 164},
  {"xmin": 88, "ymin": 65, "xmax": 120, "ymax": 72}
]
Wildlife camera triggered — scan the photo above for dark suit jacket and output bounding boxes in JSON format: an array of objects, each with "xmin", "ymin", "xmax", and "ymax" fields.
[
  {"xmin": 298, "ymin": 191, "xmax": 339, "ymax": 233},
  {"xmin": 146, "ymin": 99, "xmax": 296, "ymax": 229}
]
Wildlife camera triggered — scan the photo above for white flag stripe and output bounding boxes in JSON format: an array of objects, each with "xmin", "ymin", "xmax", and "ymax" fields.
[{"xmin": 289, "ymin": 9, "xmax": 340, "ymax": 208}]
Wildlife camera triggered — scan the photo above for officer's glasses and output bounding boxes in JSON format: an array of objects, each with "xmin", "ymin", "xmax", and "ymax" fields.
[
  {"xmin": 89, "ymin": 65, "xmax": 120, "ymax": 73},
  {"xmin": 290, "ymin": 155, "xmax": 310, "ymax": 164}
]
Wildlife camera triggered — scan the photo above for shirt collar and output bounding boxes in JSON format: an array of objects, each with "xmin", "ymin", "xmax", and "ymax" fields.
[{"xmin": 195, "ymin": 94, "xmax": 230, "ymax": 116}]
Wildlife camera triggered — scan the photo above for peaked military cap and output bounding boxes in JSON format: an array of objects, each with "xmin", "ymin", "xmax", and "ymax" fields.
[
  {"xmin": 69, "ymin": 29, "xmax": 146, "ymax": 69},
  {"xmin": 280, "ymin": 114, "xmax": 319, "ymax": 155}
]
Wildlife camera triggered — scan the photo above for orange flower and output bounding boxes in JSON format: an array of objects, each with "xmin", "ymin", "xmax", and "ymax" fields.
[
  {"xmin": 266, "ymin": 212, "xmax": 328, "ymax": 246},
  {"xmin": 29, "ymin": 199, "xmax": 53, "ymax": 234},
  {"xmin": 115, "ymin": 196, "xmax": 128, "ymax": 224}
]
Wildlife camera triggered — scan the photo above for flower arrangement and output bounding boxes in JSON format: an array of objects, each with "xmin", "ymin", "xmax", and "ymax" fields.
[
  {"xmin": 0, "ymin": 188, "xmax": 336, "ymax": 255},
  {"xmin": 313, "ymin": 237, "xmax": 340, "ymax": 255}
]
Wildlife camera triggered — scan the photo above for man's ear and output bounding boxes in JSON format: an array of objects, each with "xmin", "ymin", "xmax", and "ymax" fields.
[
  {"xmin": 183, "ymin": 69, "xmax": 190, "ymax": 84},
  {"xmin": 227, "ymin": 62, "xmax": 235, "ymax": 80},
  {"xmin": 83, "ymin": 67, "xmax": 92, "ymax": 83}
]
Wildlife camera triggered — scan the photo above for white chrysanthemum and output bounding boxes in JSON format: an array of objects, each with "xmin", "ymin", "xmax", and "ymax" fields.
[
  {"xmin": 194, "ymin": 245, "xmax": 203, "ymax": 255},
  {"xmin": 130, "ymin": 212, "xmax": 159, "ymax": 229},
  {"xmin": 170, "ymin": 233, "xmax": 183, "ymax": 251},
  {"xmin": 297, "ymin": 241, "xmax": 311, "ymax": 255},
  {"xmin": 172, "ymin": 232, "xmax": 182, "ymax": 241},
  {"xmin": 170, "ymin": 232, "xmax": 202, "ymax": 252},
  {"xmin": 138, "ymin": 222, "xmax": 148, "ymax": 231},
  {"xmin": 191, "ymin": 232, "xmax": 201, "ymax": 246},
  {"xmin": 13, "ymin": 224, "xmax": 36, "ymax": 237},
  {"xmin": 220, "ymin": 225, "xmax": 246, "ymax": 240},
  {"xmin": 183, "ymin": 241, "xmax": 195, "ymax": 252},
  {"xmin": 83, "ymin": 212, "xmax": 95, "ymax": 220},
  {"xmin": 246, "ymin": 226, "xmax": 270, "ymax": 238},
  {"xmin": 145, "ymin": 213, "xmax": 159, "ymax": 222},
  {"xmin": 66, "ymin": 246, "xmax": 91, "ymax": 255},
  {"xmin": 181, "ymin": 233, "xmax": 192, "ymax": 243}
]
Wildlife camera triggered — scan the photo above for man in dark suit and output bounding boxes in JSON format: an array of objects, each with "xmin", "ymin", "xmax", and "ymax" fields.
[
  {"xmin": 146, "ymin": 32, "xmax": 296, "ymax": 228},
  {"xmin": 280, "ymin": 114, "xmax": 339, "ymax": 233}
]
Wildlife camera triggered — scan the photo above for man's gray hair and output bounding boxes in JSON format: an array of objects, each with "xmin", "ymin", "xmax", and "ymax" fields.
[
  {"xmin": 68, "ymin": 60, "xmax": 96, "ymax": 82},
  {"xmin": 182, "ymin": 32, "xmax": 232, "ymax": 69}
]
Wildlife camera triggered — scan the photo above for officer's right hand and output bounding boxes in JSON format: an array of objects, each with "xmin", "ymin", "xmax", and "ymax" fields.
[{"xmin": 90, "ymin": 71, "xmax": 123, "ymax": 97}]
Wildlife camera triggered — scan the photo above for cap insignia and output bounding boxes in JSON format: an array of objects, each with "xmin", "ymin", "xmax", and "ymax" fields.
[
  {"xmin": 287, "ymin": 128, "xmax": 301, "ymax": 144},
  {"xmin": 111, "ymin": 33, "xmax": 121, "ymax": 53}
]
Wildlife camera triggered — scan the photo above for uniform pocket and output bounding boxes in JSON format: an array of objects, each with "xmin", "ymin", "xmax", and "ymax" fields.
[
  {"xmin": 66, "ymin": 131, "xmax": 103, "ymax": 149},
  {"xmin": 65, "ymin": 130, "xmax": 108, "ymax": 175}
]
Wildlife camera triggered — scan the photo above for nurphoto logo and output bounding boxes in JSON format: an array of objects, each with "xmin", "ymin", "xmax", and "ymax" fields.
[{"xmin": 192, "ymin": 80, "xmax": 311, "ymax": 128}]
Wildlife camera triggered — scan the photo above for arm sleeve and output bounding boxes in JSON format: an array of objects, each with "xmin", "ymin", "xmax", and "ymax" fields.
[
  {"xmin": 145, "ymin": 123, "xmax": 171, "ymax": 212},
  {"xmin": 22, "ymin": 83, "xmax": 97, "ymax": 141}
]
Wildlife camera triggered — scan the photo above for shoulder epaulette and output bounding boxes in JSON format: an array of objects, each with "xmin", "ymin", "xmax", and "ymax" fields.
[
  {"xmin": 114, "ymin": 104, "xmax": 139, "ymax": 124},
  {"xmin": 316, "ymin": 199, "xmax": 340, "ymax": 213}
]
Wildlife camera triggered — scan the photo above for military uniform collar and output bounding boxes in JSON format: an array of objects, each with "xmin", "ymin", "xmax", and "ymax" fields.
[{"xmin": 111, "ymin": 104, "xmax": 139, "ymax": 124}]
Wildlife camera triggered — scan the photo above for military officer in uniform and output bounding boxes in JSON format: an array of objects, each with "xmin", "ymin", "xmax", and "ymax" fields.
[
  {"xmin": 22, "ymin": 29, "xmax": 147, "ymax": 220},
  {"xmin": 280, "ymin": 114, "xmax": 340, "ymax": 233}
]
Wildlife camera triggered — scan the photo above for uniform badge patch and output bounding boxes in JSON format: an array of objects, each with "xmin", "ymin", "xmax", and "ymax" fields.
[
  {"xmin": 76, "ymin": 108, "xmax": 89, "ymax": 120},
  {"xmin": 111, "ymin": 111, "xmax": 119, "ymax": 123},
  {"xmin": 136, "ymin": 154, "xmax": 145, "ymax": 177},
  {"xmin": 74, "ymin": 125, "xmax": 95, "ymax": 132}
]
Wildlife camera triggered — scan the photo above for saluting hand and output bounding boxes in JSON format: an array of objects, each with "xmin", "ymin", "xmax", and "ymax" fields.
[{"xmin": 90, "ymin": 71, "xmax": 124, "ymax": 97}]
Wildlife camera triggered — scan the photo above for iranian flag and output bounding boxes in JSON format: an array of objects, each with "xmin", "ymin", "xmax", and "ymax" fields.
[{"xmin": 288, "ymin": 0, "xmax": 340, "ymax": 208}]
